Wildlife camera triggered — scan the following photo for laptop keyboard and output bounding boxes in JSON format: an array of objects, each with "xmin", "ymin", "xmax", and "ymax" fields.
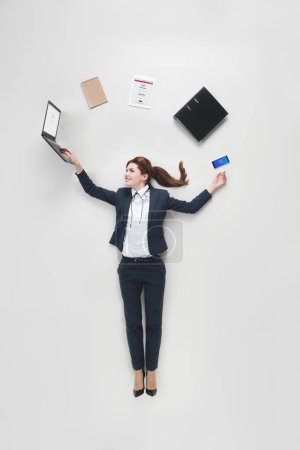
[{"xmin": 48, "ymin": 139, "xmax": 60, "ymax": 149}]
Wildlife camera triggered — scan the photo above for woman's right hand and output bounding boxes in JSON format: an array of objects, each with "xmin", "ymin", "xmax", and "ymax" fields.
[{"xmin": 61, "ymin": 148, "xmax": 80, "ymax": 166}]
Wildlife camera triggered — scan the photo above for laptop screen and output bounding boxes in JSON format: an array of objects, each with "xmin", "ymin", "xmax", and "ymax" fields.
[{"xmin": 43, "ymin": 102, "xmax": 61, "ymax": 138}]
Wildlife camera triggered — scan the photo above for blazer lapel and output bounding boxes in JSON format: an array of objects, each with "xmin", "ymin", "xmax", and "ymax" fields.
[
  {"xmin": 122, "ymin": 188, "xmax": 132, "ymax": 219},
  {"xmin": 148, "ymin": 184, "xmax": 159, "ymax": 221}
]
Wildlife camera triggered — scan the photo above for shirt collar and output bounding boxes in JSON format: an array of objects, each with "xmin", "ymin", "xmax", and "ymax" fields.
[{"xmin": 131, "ymin": 184, "xmax": 149, "ymax": 197}]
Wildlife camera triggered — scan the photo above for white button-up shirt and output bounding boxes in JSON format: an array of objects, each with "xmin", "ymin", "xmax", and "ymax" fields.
[{"xmin": 122, "ymin": 184, "xmax": 152, "ymax": 257}]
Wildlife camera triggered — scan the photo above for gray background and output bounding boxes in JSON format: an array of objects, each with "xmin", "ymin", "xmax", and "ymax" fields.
[{"xmin": 1, "ymin": 0, "xmax": 299, "ymax": 449}]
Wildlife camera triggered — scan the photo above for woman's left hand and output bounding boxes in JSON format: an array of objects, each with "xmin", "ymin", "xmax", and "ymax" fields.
[{"xmin": 207, "ymin": 171, "xmax": 227, "ymax": 194}]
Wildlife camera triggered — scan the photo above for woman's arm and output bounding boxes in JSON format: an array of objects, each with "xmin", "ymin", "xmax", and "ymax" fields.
[
  {"xmin": 166, "ymin": 171, "xmax": 227, "ymax": 213},
  {"xmin": 62, "ymin": 148, "xmax": 117, "ymax": 206}
]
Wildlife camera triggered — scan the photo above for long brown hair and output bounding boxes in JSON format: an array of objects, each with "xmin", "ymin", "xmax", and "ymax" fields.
[{"xmin": 126, "ymin": 156, "xmax": 189, "ymax": 187}]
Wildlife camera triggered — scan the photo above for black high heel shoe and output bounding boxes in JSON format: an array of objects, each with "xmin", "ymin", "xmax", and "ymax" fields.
[
  {"xmin": 145, "ymin": 370, "xmax": 157, "ymax": 396},
  {"xmin": 133, "ymin": 368, "xmax": 145, "ymax": 397}
]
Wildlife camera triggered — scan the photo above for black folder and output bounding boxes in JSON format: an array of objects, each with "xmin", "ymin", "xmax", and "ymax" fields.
[{"xmin": 173, "ymin": 87, "xmax": 228, "ymax": 141}]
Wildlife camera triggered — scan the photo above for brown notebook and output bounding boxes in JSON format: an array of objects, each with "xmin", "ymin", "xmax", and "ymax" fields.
[{"xmin": 80, "ymin": 76, "xmax": 108, "ymax": 108}]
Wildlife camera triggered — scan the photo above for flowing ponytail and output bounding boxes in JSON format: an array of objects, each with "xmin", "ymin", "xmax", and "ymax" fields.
[{"xmin": 126, "ymin": 156, "xmax": 189, "ymax": 187}]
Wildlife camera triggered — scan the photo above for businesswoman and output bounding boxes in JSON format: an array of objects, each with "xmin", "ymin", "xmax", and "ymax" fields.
[{"xmin": 62, "ymin": 148, "xmax": 227, "ymax": 397}]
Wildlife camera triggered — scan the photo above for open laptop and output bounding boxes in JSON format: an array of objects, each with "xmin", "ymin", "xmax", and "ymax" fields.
[{"xmin": 41, "ymin": 101, "xmax": 71, "ymax": 163}]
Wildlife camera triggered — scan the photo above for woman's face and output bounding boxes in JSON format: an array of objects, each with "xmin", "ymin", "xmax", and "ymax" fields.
[{"xmin": 124, "ymin": 162, "xmax": 148, "ymax": 189}]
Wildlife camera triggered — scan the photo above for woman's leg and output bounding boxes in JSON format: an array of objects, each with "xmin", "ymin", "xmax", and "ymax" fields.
[
  {"xmin": 117, "ymin": 262, "xmax": 145, "ymax": 370},
  {"xmin": 142, "ymin": 260, "xmax": 166, "ymax": 371}
]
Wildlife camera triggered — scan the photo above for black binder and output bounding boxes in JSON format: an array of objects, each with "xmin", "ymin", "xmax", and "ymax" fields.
[{"xmin": 173, "ymin": 87, "xmax": 228, "ymax": 141}]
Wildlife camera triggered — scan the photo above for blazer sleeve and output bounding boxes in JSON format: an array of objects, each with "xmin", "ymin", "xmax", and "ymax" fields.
[
  {"xmin": 166, "ymin": 189, "xmax": 212, "ymax": 214},
  {"xmin": 75, "ymin": 170, "xmax": 117, "ymax": 206}
]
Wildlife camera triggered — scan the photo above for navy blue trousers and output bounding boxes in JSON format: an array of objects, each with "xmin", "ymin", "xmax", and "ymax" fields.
[{"xmin": 117, "ymin": 255, "xmax": 166, "ymax": 371}]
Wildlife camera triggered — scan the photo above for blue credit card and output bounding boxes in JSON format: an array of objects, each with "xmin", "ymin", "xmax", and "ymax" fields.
[{"xmin": 212, "ymin": 155, "xmax": 230, "ymax": 169}]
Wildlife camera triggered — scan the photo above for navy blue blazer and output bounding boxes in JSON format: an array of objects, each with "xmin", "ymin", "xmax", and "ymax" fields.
[{"xmin": 76, "ymin": 169, "xmax": 212, "ymax": 255}]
